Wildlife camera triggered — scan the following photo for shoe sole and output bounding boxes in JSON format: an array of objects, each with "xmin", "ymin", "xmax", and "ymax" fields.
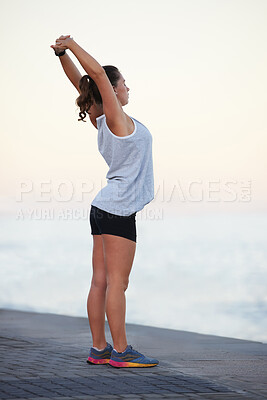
[
  {"xmin": 87, "ymin": 357, "xmax": 110, "ymax": 365},
  {"xmin": 109, "ymin": 360, "xmax": 158, "ymax": 368}
]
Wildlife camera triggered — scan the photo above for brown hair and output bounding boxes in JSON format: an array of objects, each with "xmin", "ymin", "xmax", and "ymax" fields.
[{"xmin": 76, "ymin": 65, "xmax": 121, "ymax": 122}]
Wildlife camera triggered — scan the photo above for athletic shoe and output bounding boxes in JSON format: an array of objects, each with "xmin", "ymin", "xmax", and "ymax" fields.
[
  {"xmin": 109, "ymin": 344, "xmax": 159, "ymax": 368},
  {"xmin": 87, "ymin": 342, "xmax": 113, "ymax": 365}
]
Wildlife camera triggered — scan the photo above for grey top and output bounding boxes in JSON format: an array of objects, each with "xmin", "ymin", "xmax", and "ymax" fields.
[{"xmin": 91, "ymin": 114, "xmax": 154, "ymax": 216}]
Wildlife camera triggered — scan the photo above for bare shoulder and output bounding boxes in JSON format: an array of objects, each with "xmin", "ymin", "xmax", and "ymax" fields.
[
  {"xmin": 106, "ymin": 112, "xmax": 135, "ymax": 137},
  {"xmin": 88, "ymin": 104, "xmax": 134, "ymax": 137}
]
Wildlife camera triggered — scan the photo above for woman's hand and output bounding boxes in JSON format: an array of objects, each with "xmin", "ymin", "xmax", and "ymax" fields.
[
  {"xmin": 50, "ymin": 35, "xmax": 70, "ymax": 55},
  {"xmin": 50, "ymin": 35, "xmax": 74, "ymax": 52}
]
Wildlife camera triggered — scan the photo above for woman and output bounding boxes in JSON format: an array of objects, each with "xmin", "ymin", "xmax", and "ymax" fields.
[{"xmin": 51, "ymin": 35, "xmax": 158, "ymax": 368}]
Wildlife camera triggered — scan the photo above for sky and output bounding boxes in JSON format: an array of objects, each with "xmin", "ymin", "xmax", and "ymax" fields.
[{"xmin": 0, "ymin": 0, "xmax": 266, "ymax": 217}]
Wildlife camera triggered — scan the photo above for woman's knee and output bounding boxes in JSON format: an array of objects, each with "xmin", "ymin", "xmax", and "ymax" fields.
[
  {"xmin": 107, "ymin": 276, "xmax": 129, "ymax": 292},
  {"xmin": 91, "ymin": 275, "xmax": 107, "ymax": 291}
]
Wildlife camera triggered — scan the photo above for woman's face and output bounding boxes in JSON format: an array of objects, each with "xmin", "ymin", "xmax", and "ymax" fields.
[{"xmin": 114, "ymin": 74, "xmax": 130, "ymax": 106}]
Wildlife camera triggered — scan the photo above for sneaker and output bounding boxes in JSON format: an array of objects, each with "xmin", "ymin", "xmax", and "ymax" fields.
[
  {"xmin": 87, "ymin": 342, "xmax": 113, "ymax": 365},
  {"xmin": 109, "ymin": 345, "xmax": 159, "ymax": 368}
]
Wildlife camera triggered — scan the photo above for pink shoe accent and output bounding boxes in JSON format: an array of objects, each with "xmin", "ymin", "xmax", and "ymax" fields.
[
  {"xmin": 109, "ymin": 360, "xmax": 131, "ymax": 367},
  {"xmin": 87, "ymin": 356, "xmax": 109, "ymax": 365},
  {"xmin": 109, "ymin": 359, "xmax": 157, "ymax": 368}
]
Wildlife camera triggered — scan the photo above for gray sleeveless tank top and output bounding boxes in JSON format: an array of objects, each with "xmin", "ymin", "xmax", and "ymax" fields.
[{"xmin": 91, "ymin": 114, "xmax": 154, "ymax": 216}]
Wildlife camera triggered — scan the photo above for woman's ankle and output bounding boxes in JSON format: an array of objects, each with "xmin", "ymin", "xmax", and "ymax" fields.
[
  {"xmin": 92, "ymin": 341, "xmax": 107, "ymax": 350},
  {"xmin": 113, "ymin": 344, "xmax": 128, "ymax": 353}
]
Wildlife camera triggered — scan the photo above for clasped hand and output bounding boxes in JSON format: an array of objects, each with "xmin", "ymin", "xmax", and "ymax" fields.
[{"xmin": 50, "ymin": 35, "xmax": 74, "ymax": 52}]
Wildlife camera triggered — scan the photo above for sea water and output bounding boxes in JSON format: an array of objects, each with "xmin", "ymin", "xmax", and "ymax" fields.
[{"xmin": 0, "ymin": 213, "xmax": 266, "ymax": 343}]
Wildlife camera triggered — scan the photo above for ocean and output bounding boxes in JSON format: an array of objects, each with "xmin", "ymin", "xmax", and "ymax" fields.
[{"xmin": 0, "ymin": 212, "xmax": 266, "ymax": 343}]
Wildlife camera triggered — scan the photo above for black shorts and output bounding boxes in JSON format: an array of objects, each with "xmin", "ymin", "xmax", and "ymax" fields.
[{"xmin": 89, "ymin": 205, "xmax": 137, "ymax": 243}]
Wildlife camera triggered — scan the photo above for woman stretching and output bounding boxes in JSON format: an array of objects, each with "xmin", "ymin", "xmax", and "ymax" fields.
[{"xmin": 51, "ymin": 35, "xmax": 158, "ymax": 368}]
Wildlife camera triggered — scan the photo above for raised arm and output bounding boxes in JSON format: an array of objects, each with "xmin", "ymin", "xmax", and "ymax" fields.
[
  {"xmin": 53, "ymin": 36, "xmax": 126, "ymax": 133},
  {"xmin": 51, "ymin": 36, "xmax": 82, "ymax": 93},
  {"xmin": 58, "ymin": 53, "xmax": 82, "ymax": 93}
]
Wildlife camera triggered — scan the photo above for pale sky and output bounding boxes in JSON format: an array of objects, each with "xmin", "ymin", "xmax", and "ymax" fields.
[{"xmin": 0, "ymin": 0, "xmax": 266, "ymax": 217}]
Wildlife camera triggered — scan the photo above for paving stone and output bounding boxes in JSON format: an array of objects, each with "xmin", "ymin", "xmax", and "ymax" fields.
[
  {"xmin": 1, "ymin": 309, "xmax": 266, "ymax": 400},
  {"xmin": 97, "ymin": 396, "xmax": 125, "ymax": 399}
]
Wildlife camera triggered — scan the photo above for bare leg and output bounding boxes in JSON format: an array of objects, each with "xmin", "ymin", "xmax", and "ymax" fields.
[
  {"xmin": 87, "ymin": 235, "xmax": 107, "ymax": 349},
  {"xmin": 102, "ymin": 234, "xmax": 136, "ymax": 353}
]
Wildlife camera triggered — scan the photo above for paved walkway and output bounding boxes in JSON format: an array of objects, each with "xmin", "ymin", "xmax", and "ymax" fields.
[{"xmin": 0, "ymin": 309, "xmax": 266, "ymax": 400}]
